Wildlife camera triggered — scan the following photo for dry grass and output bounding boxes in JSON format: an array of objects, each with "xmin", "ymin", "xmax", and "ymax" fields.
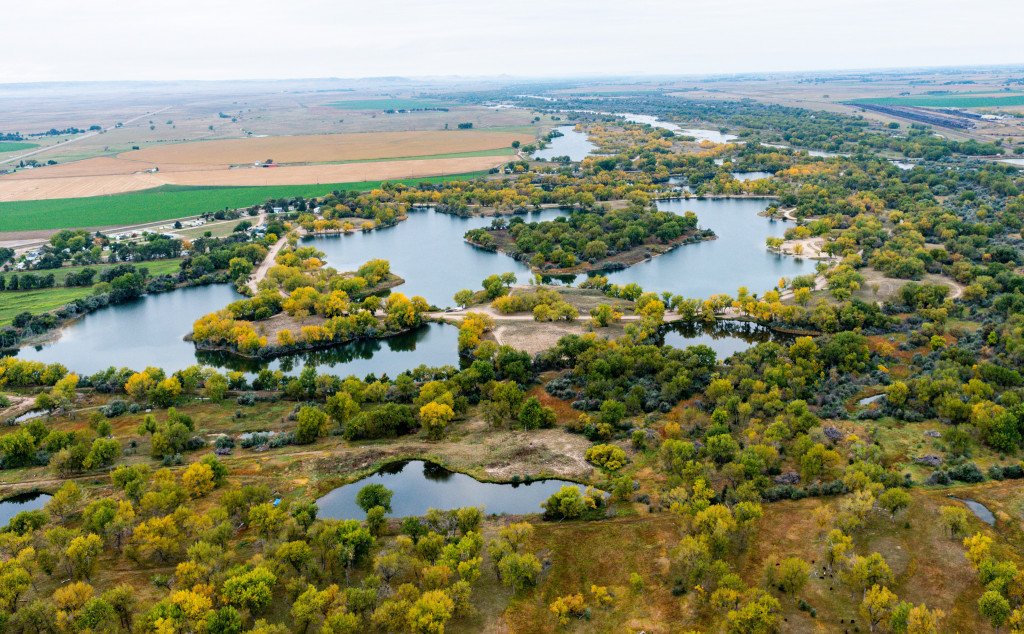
[{"xmin": 118, "ymin": 130, "xmax": 529, "ymax": 165}]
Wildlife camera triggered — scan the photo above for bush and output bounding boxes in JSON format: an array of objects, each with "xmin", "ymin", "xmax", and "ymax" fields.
[
  {"xmin": 948, "ymin": 462, "xmax": 985, "ymax": 483},
  {"xmin": 101, "ymin": 399, "xmax": 129, "ymax": 418}
]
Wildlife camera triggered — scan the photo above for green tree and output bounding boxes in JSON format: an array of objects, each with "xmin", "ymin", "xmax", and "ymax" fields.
[
  {"xmin": 356, "ymin": 484, "xmax": 394, "ymax": 514},
  {"xmin": 979, "ymin": 590, "xmax": 1011, "ymax": 633},
  {"xmin": 295, "ymin": 407, "xmax": 330, "ymax": 444}
]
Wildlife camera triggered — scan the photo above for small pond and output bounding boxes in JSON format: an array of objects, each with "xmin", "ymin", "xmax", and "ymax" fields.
[
  {"xmin": 660, "ymin": 320, "xmax": 795, "ymax": 360},
  {"xmin": 0, "ymin": 492, "xmax": 51, "ymax": 527},
  {"xmin": 949, "ymin": 496, "xmax": 995, "ymax": 526},
  {"xmin": 316, "ymin": 460, "xmax": 585, "ymax": 520},
  {"xmin": 532, "ymin": 126, "xmax": 596, "ymax": 162}
]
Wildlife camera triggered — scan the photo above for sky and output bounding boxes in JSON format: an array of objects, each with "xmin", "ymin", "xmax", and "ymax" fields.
[{"xmin": 3, "ymin": 0, "xmax": 1022, "ymax": 83}]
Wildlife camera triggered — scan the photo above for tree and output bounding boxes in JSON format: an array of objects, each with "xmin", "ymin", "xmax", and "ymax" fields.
[
  {"xmin": 182, "ymin": 462, "xmax": 216, "ymax": 498},
  {"xmin": 777, "ymin": 556, "xmax": 809, "ymax": 596},
  {"xmin": 518, "ymin": 397, "xmax": 556, "ymax": 430},
  {"xmin": 296, "ymin": 407, "xmax": 330, "ymax": 444},
  {"xmin": 206, "ymin": 607, "xmax": 243, "ymax": 634},
  {"xmin": 843, "ymin": 553, "xmax": 893, "ymax": 600},
  {"xmin": 221, "ymin": 567, "xmax": 277, "ymax": 613},
  {"xmin": 585, "ymin": 444, "xmax": 626, "ymax": 471},
  {"xmin": 861, "ymin": 584, "xmax": 897, "ymax": 632},
  {"xmin": 204, "ymin": 373, "xmax": 228, "ymax": 402},
  {"xmin": 276, "ymin": 540, "xmax": 313, "ymax": 574},
  {"xmin": 406, "ymin": 590, "xmax": 454, "ymax": 634},
  {"xmin": 420, "ymin": 401, "xmax": 455, "ymax": 440},
  {"xmin": 326, "ymin": 392, "xmax": 359, "ymax": 426},
  {"xmin": 940, "ymin": 506, "xmax": 969, "ymax": 539},
  {"xmin": 497, "ymin": 552, "xmax": 541, "ymax": 594},
  {"xmin": 906, "ymin": 604, "xmax": 944, "ymax": 634},
  {"xmin": 979, "ymin": 590, "xmax": 1011, "ymax": 633},
  {"xmin": 82, "ymin": 438, "xmax": 120, "ymax": 470},
  {"xmin": 877, "ymin": 488, "xmax": 912, "ymax": 521},
  {"xmin": 453, "ymin": 289, "xmax": 473, "ymax": 308},
  {"xmin": 65, "ymin": 533, "xmax": 103, "ymax": 580},
  {"xmin": 726, "ymin": 591, "xmax": 781, "ymax": 633},
  {"xmin": 356, "ymin": 484, "xmax": 394, "ymax": 514},
  {"xmin": 46, "ymin": 481, "xmax": 82, "ymax": 522}
]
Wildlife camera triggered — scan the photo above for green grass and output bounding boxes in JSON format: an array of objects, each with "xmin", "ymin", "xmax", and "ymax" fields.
[
  {"xmin": 0, "ymin": 287, "xmax": 95, "ymax": 326},
  {"xmin": 849, "ymin": 94, "xmax": 1024, "ymax": 108},
  {"xmin": 41, "ymin": 259, "xmax": 183, "ymax": 283},
  {"xmin": 0, "ymin": 172, "xmax": 488, "ymax": 232},
  {"xmin": 326, "ymin": 98, "xmax": 456, "ymax": 110},
  {"xmin": 0, "ymin": 142, "xmax": 39, "ymax": 153}
]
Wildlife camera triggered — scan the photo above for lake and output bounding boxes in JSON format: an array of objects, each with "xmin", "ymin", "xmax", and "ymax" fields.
[
  {"xmin": 14, "ymin": 199, "xmax": 808, "ymax": 376},
  {"xmin": 316, "ymin": 460, "xmax": 585, "ymax": 519}
]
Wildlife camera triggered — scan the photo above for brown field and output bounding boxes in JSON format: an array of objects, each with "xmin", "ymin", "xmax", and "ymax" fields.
[
  {"xmin": 118, "ymin": 130, "xmax": 530, "ymax": 165},
  {"xmin": 0, "ymin": 154, "xmax": 509, "ymax": 202}
]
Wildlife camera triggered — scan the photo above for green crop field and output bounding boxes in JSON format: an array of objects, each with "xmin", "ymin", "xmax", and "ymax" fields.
[
  {"xmin": 0, "ymin": 172, "xmax": 488, "ymax": 232},
  {"xmin": 850, "ymin": 94, "xmax": 1024, "ymax": 108},
  {"xmin": 326, "ymin": 98, "xmax": 456, "ymax": 110},
  {"xmin": 0, "ymin": 287, "xmax": 95, "ymax": 326},
  {"xmin": 0, "ymin": 142, "xmax": 40, "ymax": 152}
]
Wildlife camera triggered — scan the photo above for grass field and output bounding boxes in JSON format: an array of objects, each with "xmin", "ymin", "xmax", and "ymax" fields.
[
  {"xmin": 0, "ymin": 172, "xmax": 488, "ymax": 232},
  {"xmin": 0, "ymin": 142, "xmax": 39, "ymax": 153},
  {"xmin": 326, "ymin": 98, "xmax": 455, "ymax": 110},
  {"xmin": 850, "ymin": 94, "xmax": 1024, "ymax": 108},
  {"xmin": 0, "ymin": 286, "xmax": 95, "ymax": 326}
]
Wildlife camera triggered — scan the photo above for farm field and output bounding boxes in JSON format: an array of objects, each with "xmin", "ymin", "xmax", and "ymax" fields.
[
  {"xmin": 0, "ymin": 154, "xmax": 507, "ymax": 203},
  {"xmin": 0, "ymin": 172, "xmax": 487, "ymax": 232},
  {"xmin": 327, "ymin": 98, "xmax": 455, "ymax": 110},
  {"xmin": 0, "ymin": 142, "xmax": 39, "ymax": 153},
  {"xmin": 849, "ymin": 93, "xmax": 1024, "ymax": 108},
  {"xmin": 118, "ymin": 130, "xmax": 529, "ymax": 165}
]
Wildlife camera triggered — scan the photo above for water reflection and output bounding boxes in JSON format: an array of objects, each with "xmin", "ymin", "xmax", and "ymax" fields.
[
  {"xmin": 316, "ymin": 460, "xmax": 584, "ymax": 520},
  {"xmin": 660, "ymin": 320, "xmax": 794, "ymax": 360}
]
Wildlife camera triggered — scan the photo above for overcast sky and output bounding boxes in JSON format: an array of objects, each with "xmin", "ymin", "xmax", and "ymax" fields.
[{"xmin": 3, "ymin": 0, "xmax": 1022, "ymax": 83}]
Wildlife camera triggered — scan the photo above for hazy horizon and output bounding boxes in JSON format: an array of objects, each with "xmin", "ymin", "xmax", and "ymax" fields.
[{"xmin": 5, "ymin": 0, "xmax": 1022, "ymax": 84}]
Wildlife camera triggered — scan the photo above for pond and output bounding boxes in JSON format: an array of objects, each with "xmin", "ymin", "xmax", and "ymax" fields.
[
  {"xmin": 532, "ymin": 126, "xmax": 596, "ymax": 162},
  {"xmin": 949, "ymin": 496, "xmax": 995, "ymax": 526},
  {"xmin": 858, "ymin": 393, "xmax": 885, "ymax": 406},
  {"xmin": 660, "ymin": 320, "xmax": 795, "ymax": 360},
  {"xmin": 316, "ymin": 460, "xmax": 586, "ymax": 519},
  {"xmin": 600, "ymin": 197, "xmax": 810, "ymax": 298},
  {"xmin": 732, "ymin": 171, "xmax": 774, "ymax": 182},
  {"xmin": 615, "ymin": 113, "xmax": 738, "ymax": 144},
  {"xmin": 0, "ymin": 492, "xmax": 51, "ymax": 527},
  {"xmin": 999, "ymin": 158, "xmax": 1024, "ymax": 167}
]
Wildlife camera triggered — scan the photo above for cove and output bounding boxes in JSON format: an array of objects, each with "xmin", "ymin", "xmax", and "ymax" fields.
[
  {"xmin": 0, "ymin": 492, "xmax": 51, "ymax": 527},
  {"xmin": 316, "ymin": 460, "xmax": 585, "ymax": 520},
  {"xmin": 600, "ymin": 197, "xmax": 810, "ymax": 298}
]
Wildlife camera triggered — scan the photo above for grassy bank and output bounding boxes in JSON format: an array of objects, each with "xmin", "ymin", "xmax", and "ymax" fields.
[{"xmin": 0, "ymin": 172, "xmax": 489, "ymax": 232}]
